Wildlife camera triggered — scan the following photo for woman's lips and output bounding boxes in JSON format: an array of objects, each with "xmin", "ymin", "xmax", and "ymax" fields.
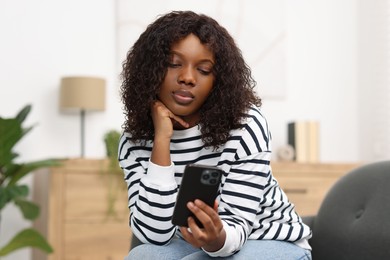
[{"xmin": 172, "ymin": 90, "xmax": 194, "ymax": 105}]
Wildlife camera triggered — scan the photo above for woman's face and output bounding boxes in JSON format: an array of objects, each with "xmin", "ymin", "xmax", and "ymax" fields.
[{"xmin": 158, "ymin": 33, "xmax": 215, "ymax": 127}]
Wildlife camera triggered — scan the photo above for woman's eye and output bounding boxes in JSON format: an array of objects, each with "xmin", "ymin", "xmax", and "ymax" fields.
[
  {"xmin": 168, "ymin": 63, "xmax": 181, "ymax": 68},
  {"xmin": 198, "ymin": 68, "xmax": 212, "ymax": 75}
]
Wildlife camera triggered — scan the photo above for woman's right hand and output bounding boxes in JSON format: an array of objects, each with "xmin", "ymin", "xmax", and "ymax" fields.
[
  {"xmin": 151, "ymin": 100, "xmax": 189, "ymax": 139},
  {"xmin": 150, "ymin": 101, "xmax": 189, "ymax": 166}
]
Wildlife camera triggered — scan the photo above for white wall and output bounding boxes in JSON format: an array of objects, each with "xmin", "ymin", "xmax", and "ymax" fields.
[
  {"xmin": 357, "ymin": 0, "xmax": 390, "ymax": 162},
  {"xmin": 0, "ymin": 0, "xmax": 118, "ymax": 259},
  {"xmin": 0, "ymin": 0, "xmax": 373, "ymax": 259},
  {"xmin": 264, "ymin": 0, "xmax": 359, "ymax": 162}
]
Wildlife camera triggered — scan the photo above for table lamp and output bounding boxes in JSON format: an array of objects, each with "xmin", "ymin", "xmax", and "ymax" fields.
[{"xmin": 59, "ymin": 76, "xmax": 106, "ymax": 157}]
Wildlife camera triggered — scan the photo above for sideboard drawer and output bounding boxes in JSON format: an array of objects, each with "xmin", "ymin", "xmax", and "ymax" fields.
[{"xmin": 272, "ymin": 162, "xmax": 360, "ymax": 216}]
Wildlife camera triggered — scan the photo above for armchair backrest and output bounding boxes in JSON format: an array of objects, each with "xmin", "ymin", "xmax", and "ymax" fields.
[{"xmin": 310, "ymin": 161, "xmax": 390, "ymax": 260}]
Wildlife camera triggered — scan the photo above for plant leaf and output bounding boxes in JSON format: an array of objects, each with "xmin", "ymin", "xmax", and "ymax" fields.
[
  {"xmin": 0, "ymin": 105, "xmax": 33, "ymax": 169},
  {"xmin": 0, "ymin": 228, "xmax": 53, "ymax": 256},
  {"xmin": 15, "ymin": 104, "xmax": 32, "ymax": 123},
  {"xmin": 2, "ymin": 163, "xmax": 22, "ymax": 179},
  {"xmin": 104, "ymin": 130, "xmax": 121, "ymax": 157},
  {"xmin": 21, "ymin": 125, "xmax": 34, "ymax": 140},
  {"xmin": 0, "ymin": 187, "xmax": 9, "ymax": 211},
  {"xmin": 0, "ymin": 118, "xmax": 23, "ymax": 167},
  {"xmin": 7, "ymin": 159, "xmax": 61, "ymax": 186},
  {"xmin": 14, "ymin": 198, "xmax": 40, "ymax": 220},
  {"xmin": 0, "ymin": 185, "xmax": 28, "ymax": 211}
]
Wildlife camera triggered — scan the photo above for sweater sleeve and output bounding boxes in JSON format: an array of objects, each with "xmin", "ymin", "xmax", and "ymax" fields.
[
  {"xmin": 203, "ymin": 109, "xmax": 273, "ymax": 257},
  {"xmin": 118, "ymin": 133, "xmax": 178, "ymax": 245}
]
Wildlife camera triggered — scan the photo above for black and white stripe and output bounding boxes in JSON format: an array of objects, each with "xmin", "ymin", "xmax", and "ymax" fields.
[{"xmin": 118, "ymin": 106, "xmax": 311, "ymax": 256}]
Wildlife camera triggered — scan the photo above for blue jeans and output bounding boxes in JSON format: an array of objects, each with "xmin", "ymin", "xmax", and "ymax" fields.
[{"xmin": 125, "ymin": 238, "xmax": 312, "ymax": 260}]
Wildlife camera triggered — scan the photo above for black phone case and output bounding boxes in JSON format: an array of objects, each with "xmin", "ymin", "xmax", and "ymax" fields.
[{"xmin": 171, "ymin": 164, "xmax": 222, "ymax": 227}]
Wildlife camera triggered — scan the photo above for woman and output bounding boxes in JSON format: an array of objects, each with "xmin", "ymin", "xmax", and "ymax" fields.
[{"xmin": 119, "ymin": 10, "xmax": 312, "ymax": 259}]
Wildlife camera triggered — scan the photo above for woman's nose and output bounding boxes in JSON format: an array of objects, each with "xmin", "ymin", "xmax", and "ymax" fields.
[{"xmin": 178, "ymin": 66, "xmax": 195, "ymax": 86}]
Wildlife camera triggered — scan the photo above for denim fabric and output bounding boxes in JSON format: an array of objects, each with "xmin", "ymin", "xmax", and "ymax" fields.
[{"xmin": 125, "ymin": 238, "xmax": 312, "ymax": 260}]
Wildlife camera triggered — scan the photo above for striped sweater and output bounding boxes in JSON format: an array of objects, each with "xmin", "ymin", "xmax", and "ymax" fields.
[{"xmin": 118, "ymin": 106, "xmax": 312, "ymax": 257}]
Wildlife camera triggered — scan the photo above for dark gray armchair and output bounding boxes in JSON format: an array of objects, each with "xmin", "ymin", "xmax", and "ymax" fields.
[{"xmin": 303, "ymin": 160, "xmax": 390, "ymax": 260}]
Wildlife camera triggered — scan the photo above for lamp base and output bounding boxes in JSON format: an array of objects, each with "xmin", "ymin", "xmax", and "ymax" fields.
[{"xmin": 80, "ymin": 109, "xmax": 85, "ymax": 158}]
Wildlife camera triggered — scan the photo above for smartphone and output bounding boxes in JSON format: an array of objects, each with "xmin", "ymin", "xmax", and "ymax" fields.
[{"xmin": 171, "ymin": 164, "xmax": 223, "ymax": 227}]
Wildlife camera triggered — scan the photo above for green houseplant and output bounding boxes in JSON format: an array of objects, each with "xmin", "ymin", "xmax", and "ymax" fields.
[
  {"xmin": 0, "ymin": 104, "xmax": 59, "ymax": 256},
  {"xmin": 102, "ymin": 130, "xmax": 123, "ymax": 217}
]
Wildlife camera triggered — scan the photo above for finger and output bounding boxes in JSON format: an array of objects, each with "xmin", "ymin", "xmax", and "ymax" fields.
[
  {"xmin": 187, "ymin": 215, "xmax": 202, "ymax": 234},
  {"xmin": 150, "ymin": 101, "xmax": 167, "ymax": 118},
  {"xmin": 151, "ymin": 100, "xmax": 189, "ymax": 128},
  {"xmin": 180, "ymin": 225, "xmax": 201, "ymax": 248},
  {"xmin": 194, "ymin": 200, "xmax": 223, "ymax": 230},
  {"xmin": 151, "ymin": 99, "xmax": 163, "ymax": 109},
  {"xmin": 180, "ymin": 226, "xmax": 192, "ymax": 239},
  {"xmin": 213, "ymin": 200, "xmax": 218, "ymax": 212},
  {"xmin": 170, "ymin": 113, "xmax": 189, "ymax": 128},
  {"xmin": 187, "ymin": 201, "xmax": 216, "ymax": 232},
  {"xmin": 194, "ymin": 199, "xmax": 219, "ymax": 218},
  {"xmin": 151, "ymin": 101, "xmax": 189, "ymax": 128},
  {"xmin": 186, "ymin": 212, "xmax": 220, "ymax": 248}
]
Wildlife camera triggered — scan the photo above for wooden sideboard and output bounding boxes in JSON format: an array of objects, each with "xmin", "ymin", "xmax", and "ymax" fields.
[
  {"xmin": 271, "ymin": 162, "xmax": 360, "ymax": 216},
  {"xmin": 32, "ymin": 159, "xmax": 132, "ymax": 260},
  {"xmin": 32, "ymin": 159, "xmax": 359, "ymax": 259}
]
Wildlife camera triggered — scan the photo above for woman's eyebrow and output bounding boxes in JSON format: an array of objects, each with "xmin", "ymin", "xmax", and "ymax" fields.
[
  {"xmin": 169, "ymin": 50, "xmax": 182, "ymax": 57},
  {"xmin": 169, "ymin": 51, "xmax": 214, "ymax": 65}
]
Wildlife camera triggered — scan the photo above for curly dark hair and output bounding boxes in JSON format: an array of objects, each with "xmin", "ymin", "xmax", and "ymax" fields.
[{"xmin": 120, "ymin": 10, "xmax": 261, "ymax": 148}]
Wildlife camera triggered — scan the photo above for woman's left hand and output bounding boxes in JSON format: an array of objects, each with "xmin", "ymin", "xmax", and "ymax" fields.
[{"xmin": 179, "ymin": 200, "xmax": 226, "ymax": 252}]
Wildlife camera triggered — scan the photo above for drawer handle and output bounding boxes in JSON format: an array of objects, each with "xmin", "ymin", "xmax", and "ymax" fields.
[{"xmin": 284, "ymin": 188, "xmax": 308, "ymax": 194}]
